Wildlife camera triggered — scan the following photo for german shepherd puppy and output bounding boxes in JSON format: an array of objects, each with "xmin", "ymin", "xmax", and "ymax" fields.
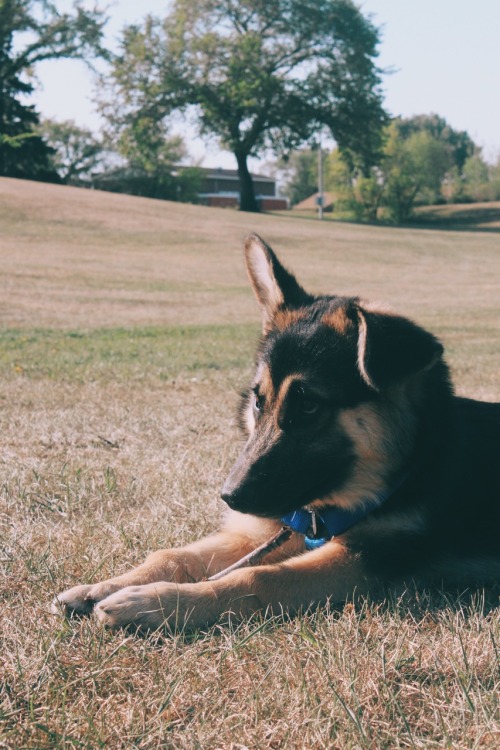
[{"xmin": 54, "ymin": 234, "xmax": 500, "ymax": 629}]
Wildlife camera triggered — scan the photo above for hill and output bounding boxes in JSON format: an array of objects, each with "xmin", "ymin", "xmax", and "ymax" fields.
[{"xmin": 1, "ymin": 177, "xmax": 499, "ymax": 335}]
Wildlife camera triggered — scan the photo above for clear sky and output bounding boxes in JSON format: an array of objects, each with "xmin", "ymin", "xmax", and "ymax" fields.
[{"xmin": 31, "ymin": 1, "xmax": 500, "ymax": 168}]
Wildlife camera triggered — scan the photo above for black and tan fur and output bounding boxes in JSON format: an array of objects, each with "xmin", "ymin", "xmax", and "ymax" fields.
[{"xmin": 54, "ymin": 234, "xmax": 500, "ymax": 629}]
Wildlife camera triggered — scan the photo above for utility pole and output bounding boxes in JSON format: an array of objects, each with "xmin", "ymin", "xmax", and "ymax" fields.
[{"xmin": 317, "ymin": 136, "xmax": 324, "ymax": 220}]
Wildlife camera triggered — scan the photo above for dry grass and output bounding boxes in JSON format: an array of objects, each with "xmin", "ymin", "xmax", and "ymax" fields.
[
  {"xmin": 1, "ymin": 178, "xmax": 499, "ymax": 748},
  {"xmin": 2, "ymin": 177, "xmax": 500, "ymax": 330}
]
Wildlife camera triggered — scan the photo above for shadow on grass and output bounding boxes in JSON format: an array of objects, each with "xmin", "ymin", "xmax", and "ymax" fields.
[
  {"xmin": 376, "ymin": 580, "xmax": 500, "ymax": 619},
  {"xmin": 410, "ymin": 204, "xmax": 500, "ymax": 233},
  {"xmin": 267, "ymin": 204, "xmax": 500, "ymax": 232},
  {"xmin": 101, "ymin": 581, "xmax": 500, "ymax": 647}
]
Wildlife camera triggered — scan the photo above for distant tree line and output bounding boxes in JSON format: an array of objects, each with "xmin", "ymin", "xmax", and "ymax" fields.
[
  {"xmin": 1, "ymin": 1, "xmax": 498, "ymax": 220},
  {"xmin": 38, "ymin": 118, "xmax": 204, "ymax": 202},
  {"xmin": 278, "ymin": 114, "xmax": 500, "ymax": 222}
]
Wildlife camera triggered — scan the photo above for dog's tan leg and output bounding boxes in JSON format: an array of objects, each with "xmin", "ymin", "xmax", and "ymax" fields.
[
  {"xmin": 94, "ymin": 538, "xmax": 373, "ymax": 630},
  {"xmin": 53, "ymin": 516, "xmax": 303, "ymax": 616}
]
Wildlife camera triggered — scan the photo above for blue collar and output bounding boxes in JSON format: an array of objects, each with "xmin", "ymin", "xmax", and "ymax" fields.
[{"xmin": 281, "ymin": 478, "xmax": 405, "ymax": 550}]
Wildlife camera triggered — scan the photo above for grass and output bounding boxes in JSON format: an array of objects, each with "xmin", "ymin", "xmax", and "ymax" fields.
[
  {"xmin": 413, "ymin": 201, "xmax": 500, "ymax": 232},
  {"xmin": 0, "ymin": 325, "xmax": 257, "ymax": 382},
  {"xmin": 0, "ymin": 177, "xmax": 499, "ymax": 748},
  {"xmin": 286, "ymin": 200, "xmax": 500, "ymax": 233}
]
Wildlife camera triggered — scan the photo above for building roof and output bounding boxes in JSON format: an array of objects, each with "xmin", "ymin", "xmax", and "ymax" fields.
[
  {"xmin": 293, "ymin": 191, "xmax": 336, "ymax": 210},
  {"xmin": 198, "ymin": 166, "xmax": 275, "ymax": 183}
]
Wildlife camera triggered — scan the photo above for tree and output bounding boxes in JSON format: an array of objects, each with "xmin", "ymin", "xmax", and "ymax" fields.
[
  {"xmin": 458, "ymin": 152, "xmax": 490, "ymax": 202},
  {"xmin": 396, "ymin": 114, "xmax": 475, "ymax": 173},
  {"xmin": 104, "ymin": 0, "xmax": 387, "ymax": 212},
  {"xmin": 381, "ymin": 123, "xmax": 453, "ymax": 222},
  {"xmin": 39, "ymin": 118, "xmax": 104, "ymax": 184},
  {"xmin": 96, "ymin": 105, "xmax": 203, "ymax": 201},
  {"xmin": 489, "ymin": 156, "xmax": 500, "ymax": 201},
  {"xmin": 323, "ymin": 148, "xmax": 384, "ymax": 221},
  {"xmin": 379, "ymin": 116, "xmax": 484, "ymax": 221},
  {"xmin": 281, "ymin": 114, "xmax": 483, "ymax": 223},
  {"xmin": 0, "ymin": 0, "xmax": 107, "ymax": 180},
  {"xmin": 276, "ymin": 149, "xmax": 318, "ymax": 206}
]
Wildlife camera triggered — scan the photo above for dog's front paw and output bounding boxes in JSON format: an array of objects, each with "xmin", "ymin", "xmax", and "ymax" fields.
[
  {"xmin": 52, "ymin": 580, "xmax": 125, "ymax": 617},
  {"xmin": 51, "ymin": 584, "xmax": 96, "ymax": 616},
  {"xmin": 94, "ymin": 583, "xmax": 194, "ymax": 631}
]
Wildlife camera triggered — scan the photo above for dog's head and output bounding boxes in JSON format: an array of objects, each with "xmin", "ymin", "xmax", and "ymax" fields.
[{"xmin": 221, "ymin": 234, "xmax": 445, "ymax": 518}]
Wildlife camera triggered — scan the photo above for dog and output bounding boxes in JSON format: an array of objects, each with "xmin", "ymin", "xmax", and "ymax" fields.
[{"xmin": 53, "ymin": 234, "xmax": 500, "ymax": 630}]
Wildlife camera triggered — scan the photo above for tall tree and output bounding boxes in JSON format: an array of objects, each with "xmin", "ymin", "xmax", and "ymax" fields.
[
  {"xmin": 104, "ymin": 0, "xmax": 387, "ymax": 212},
  {"xmin": 0, "ymin": 0, "xmax": 107, "ymax": 180}
]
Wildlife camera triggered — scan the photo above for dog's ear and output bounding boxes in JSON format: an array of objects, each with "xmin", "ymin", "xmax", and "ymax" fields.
[
  {"xmin": 356, "ymin": 305, "xmax": 444, "ymax": 390},
  {"xmin": 244, "ymin": 234, "xmax": 311, "ymax": 331}
]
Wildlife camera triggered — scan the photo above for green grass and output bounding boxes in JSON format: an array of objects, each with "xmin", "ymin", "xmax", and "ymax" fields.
[
  {"xmin": 0, "ymin": 325, "xmax": 258, "ymax": 383},
  {"xmin": 0, "ymin": 178, "xmax": 499, "ymax": 749}
]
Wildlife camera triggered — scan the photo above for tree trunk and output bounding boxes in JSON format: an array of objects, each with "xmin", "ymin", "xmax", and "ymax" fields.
[{"xmin": 235, "ymin": 151, "xmax": 260, "ymax": 212}]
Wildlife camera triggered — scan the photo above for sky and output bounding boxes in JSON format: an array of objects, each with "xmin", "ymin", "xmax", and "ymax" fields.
[{"xmin": 31, "ymin": 1, "xmax": 500, "ymax": 169}]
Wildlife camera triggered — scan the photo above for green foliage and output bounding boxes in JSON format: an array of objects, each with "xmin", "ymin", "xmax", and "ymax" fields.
[
  {"xmin": 39, "ymin": 118, "xmax": 104, "ymax": 184},
  {"xmin": 0, "ymin": 0, "xmax": 108, "ymax": 180},
  {"xmin": 453, "ymin": 153, "xmax": 494, "ymax": 202},
  {"xmin": 94, "ymin": 163, "xmax": 204, "ymax": 203},
  {"xmin": 336, "ymin": 115, "xmax": 484, "ymax": 223},
  {"xmin": 380, "ymin": 115, "xmax": 480, "ymax": 220},
  {"xmin": 97, "ymin": 112, "xmax": 203, "ymax": 201},
  {"xmin": 489, "ymin": 156, "xmax": 500, "ymax": 201},
  {"xmin": 283, "ymin": 114, "xmax": 489, "ymax": 223},
  {"xmin": 395, "ymin": 114, "xmax": 475, "ymax": 173},
  {"xmin": 350, "ymin": 172, "xmax": 384, "ymax": 222},
  {"xmin": 278, "ymin": 149, "xmax": 318, "ymax": 205},
  {"xmin": 463, "ymin": 154, "xmax": 489, "ymax": 186},
  {"xmin": 382, "ymin": 123, "xmax": 453, "ymax": 222},
  {"xmin": 103, "ymin": 0, "xmax": 387, "ymax": 212}
]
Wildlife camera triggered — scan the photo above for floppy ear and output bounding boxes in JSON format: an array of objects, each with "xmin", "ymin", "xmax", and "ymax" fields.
[
  {"xmin": 356, "ymin": 306, "xmax": 444, "ymax": 390},
  {"xmin": 244, "ymin": 234, "xmax": 312, "ymax": 331}
]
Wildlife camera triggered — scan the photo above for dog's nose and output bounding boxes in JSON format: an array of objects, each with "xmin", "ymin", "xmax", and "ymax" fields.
[
  {"xmin": 220, "ymin": 481, "xmax": 239, "ymax": 508},
  {"xmin": 221, "ymin": 475, "xmax": 250, "ymax": 510},
  {"xmin": 222, "ymin": 445, "xmax": 262, "ymax": 510},
  {"xmin": 220, "ymin": 489, "xmax": 233, "ymax": 505}
]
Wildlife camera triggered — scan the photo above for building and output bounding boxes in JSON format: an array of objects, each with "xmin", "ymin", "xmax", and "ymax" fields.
[
  {"xmin": 198, "ymin": 167, "xmax": 288, "ymax": 210},
  {"xmin": 294, "ymin": 191, "xmax": 336, "ymax": 212},
  {"xmin": 90, "ymin": 164, "xmax": 288, "ymax": 210}
]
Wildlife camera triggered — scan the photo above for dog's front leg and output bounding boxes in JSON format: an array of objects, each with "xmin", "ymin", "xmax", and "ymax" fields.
[
  {"xmin": 53, "ymin": 518, "xmax": 302, "ymax": 617},
  {"xmin": 93, "ymin": 539, "xmax": 373, "ymax": 630}
]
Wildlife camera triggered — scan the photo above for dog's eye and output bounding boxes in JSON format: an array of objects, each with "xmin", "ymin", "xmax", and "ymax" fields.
[
  {"xmin": 290, "ymin": 385, "xmax": 320, "ymax": 422},
  {"xmin": 300, "ymin": 398, "xmax": 319, "ymax": 416},
  {"xmin": 253, "ymin": 390, "xmax": 265, "ymax": 412}
]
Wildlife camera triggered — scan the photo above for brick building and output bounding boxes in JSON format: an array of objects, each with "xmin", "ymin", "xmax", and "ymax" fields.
[{"xmin": 198, "ymin": 167, "xmax": 288, "ymax": 210}]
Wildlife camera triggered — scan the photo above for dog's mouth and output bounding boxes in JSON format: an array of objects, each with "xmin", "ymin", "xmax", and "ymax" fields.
[
  {"xmin": 221, "ymin": 472, "xmax": 347, "ymax": 519},
  {"xmin": 221, "ymin": 425, "xmax": 355, "ymax": 519}
]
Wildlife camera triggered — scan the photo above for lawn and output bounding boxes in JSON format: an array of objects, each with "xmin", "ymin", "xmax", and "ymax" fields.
[{"xmin": 1, "ymin": 177, "xmax": 499, "ymax": 748}]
